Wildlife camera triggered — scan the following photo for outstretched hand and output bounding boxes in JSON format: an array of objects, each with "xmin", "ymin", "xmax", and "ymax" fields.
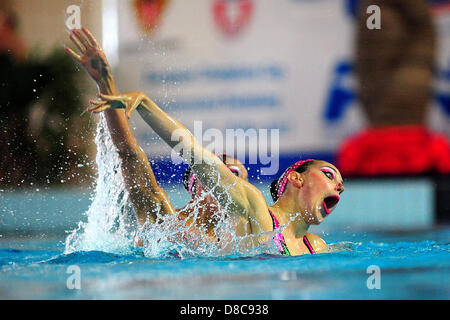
[
  {"xmin": 66, "ymin": 27, "xmax": 113, "ymax": 87},
  {"xmin": 88, "ymin": 92, "xmax": 147, "ymax": 119}
]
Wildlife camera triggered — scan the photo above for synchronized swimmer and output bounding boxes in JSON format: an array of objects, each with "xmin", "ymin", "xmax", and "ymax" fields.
[{"xmin": 66, "ymin": 27, "xmax": 344, "ymax": 256}]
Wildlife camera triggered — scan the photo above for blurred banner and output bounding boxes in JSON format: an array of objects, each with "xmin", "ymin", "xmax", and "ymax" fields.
[{"xmin": 113, "ymin": 0, "xmax": 450, "ymax": 161}]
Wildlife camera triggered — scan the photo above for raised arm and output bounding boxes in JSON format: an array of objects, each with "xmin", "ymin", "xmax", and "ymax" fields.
[
  {"xmin": 66, "ymin": 28, "xmax": 174, "ymax": 225},
  {"xmin": 89, "ymin": 91, "xmax": 273, "ymax": 234}
]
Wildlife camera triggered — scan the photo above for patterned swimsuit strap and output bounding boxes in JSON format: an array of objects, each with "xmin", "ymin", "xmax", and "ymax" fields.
[
  {"xmin": 268, "ymin": 209, "xmax": 315, "ymax": 255},
  {"xmin": 268, "ymin": 209, "xmax": 291, "ymax": 256}
]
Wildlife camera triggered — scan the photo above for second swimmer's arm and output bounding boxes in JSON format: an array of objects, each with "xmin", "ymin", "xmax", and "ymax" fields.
[
  {"xmin": 90, "ymin": 91, "xmax": 274, "ymax": 233},
  {"xmin": 138, "ymin": 96, "xmax": 243, "ymax": 205},
  {"xmin": 135, "ymin": 95, "xmax": 272, "ymax": 230},
  {"xmin": 66, "ymin": 28, "xmax": 175, "ymax": 225},
  {"xmin": 95, "ymin": 92, "xmax": 256, "ymax": 218},
  {"xmin": 97, "ymin": 61, "xmax": 176, "ymax": 226}
]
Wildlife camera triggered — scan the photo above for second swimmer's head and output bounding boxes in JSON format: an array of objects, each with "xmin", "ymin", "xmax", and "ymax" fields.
[{"xmin": 182, "ymin": 154, "xmax": 248, "ymax": 197}]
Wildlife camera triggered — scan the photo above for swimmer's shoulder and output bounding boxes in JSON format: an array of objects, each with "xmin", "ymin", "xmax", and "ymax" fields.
[{"xmin": 304, "ymin": 233, "xmax": 328, "ymax": 253}]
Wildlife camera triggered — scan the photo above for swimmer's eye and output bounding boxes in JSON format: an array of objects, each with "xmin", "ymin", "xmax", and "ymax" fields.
[
  {"xmin": 323, "ymin": 172, "xmax": 333, "ymax": 179},
  {"xmin": 320, "ymin": 168, "xmax": 335, "ymax": 180},
  {"xmin": 228, "ymin": 166, "xmax": 241, "ymax": 177}
]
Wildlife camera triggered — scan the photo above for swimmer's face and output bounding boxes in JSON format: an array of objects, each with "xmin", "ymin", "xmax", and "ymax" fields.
[{"xmin": 296, "ymin": 161, "xmax": 344, "ymax": 225}]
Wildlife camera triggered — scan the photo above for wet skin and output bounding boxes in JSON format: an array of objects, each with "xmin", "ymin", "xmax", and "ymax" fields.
[{"xmin": 178, "ymin": 158, "xmax": 248, "ymax": 241}]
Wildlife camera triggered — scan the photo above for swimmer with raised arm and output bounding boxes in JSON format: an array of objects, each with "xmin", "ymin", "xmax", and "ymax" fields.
[
  {"xmin": 87, "ymin": 80, "xmax": 345, "ymax": 256},
  {"xmin": 66, "ymin": 28, "xmax": 248, "ymax": 244},
  {"xmin": 68, "ymin": 28, "xmax": 344, "ymax": 255}
]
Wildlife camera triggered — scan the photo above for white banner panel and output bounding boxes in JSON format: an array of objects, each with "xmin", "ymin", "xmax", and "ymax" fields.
[{"xmin": 112, "ymin": 0, "xmax": 450, "ymax": 158}]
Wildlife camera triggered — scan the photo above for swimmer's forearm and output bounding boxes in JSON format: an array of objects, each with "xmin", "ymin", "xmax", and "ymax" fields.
[
  {"xmin": 93, "ymin": 75, "xmax": 143, "ymax": 155},
  {"xmin": 94, "ymin": 71, "xmax": 176, "ymax": 222},
  {"xmin": 137, "ymin": 97, "xmax": 196, "ymax": 157},
  {"xmin": 91, "ymin": 63, "xmax": 129, "ymax": 147},
  {"xmin": 97, "ymin": 71, "xmax": 117, "ymax": 96}
]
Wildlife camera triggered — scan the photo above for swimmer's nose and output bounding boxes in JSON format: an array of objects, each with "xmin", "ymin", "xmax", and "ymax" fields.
[{"xmin": 336, "ymin": 182, "xmax": 344, "ymax": 194}]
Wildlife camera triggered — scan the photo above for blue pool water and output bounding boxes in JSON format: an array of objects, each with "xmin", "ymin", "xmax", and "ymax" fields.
[
  {"xmin": 1, "ymin": 119, "xmax": 448, "ymax": 300},
  {"xmin": 1, "ymin": 227, "xmax": 449, "ymax": 299}
]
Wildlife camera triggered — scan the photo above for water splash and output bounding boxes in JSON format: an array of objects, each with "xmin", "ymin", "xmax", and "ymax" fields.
[
  {"xmin": 65, "ymin": 115, "xmax": 136, "ymax": 255},
  {"xmin": 64, "ymin": 115, "xmax": 282, "ymax": 258},
  {"xmin": 134, "ymin": 192, "xmax": 277, "ymax": 259}
]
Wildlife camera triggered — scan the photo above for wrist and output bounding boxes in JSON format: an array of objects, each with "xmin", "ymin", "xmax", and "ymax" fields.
[{"xmin": 97, "ymin": 77, "xmax": 117, "ymax": 94}]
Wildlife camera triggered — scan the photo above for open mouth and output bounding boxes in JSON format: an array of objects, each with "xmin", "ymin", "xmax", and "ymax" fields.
[{"xmin": 323, "ymin": 195, "xmax": 340, "ymax": 215}]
